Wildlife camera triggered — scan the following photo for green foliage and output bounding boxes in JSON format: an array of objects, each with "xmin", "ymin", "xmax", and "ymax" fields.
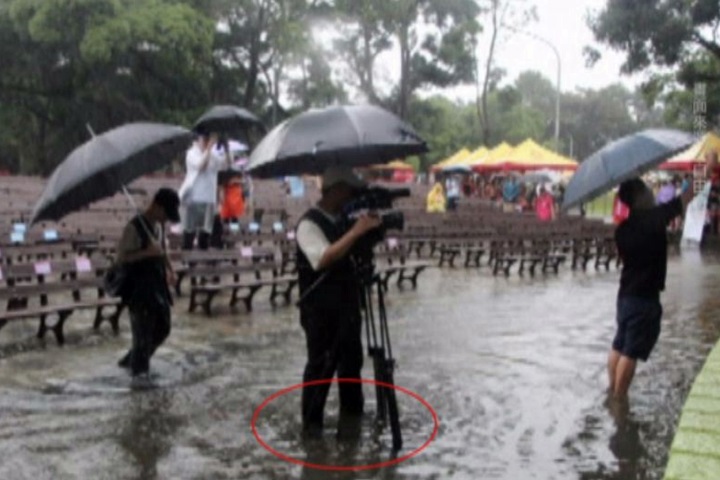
[
  {"xmin": 0, "ymin": 0, "xmax": 695, "ymax": 177},
  {"xmin": 589, "ymin": 0, "xmax": 720, "ymax": 129}
]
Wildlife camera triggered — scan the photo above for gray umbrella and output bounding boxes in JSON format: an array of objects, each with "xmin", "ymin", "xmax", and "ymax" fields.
[
  {"xmin": 30, "ymin": 122, "xmax": 192, "ymax": 225},
  {"xmin": 247, "ymin": 104, "xmax": 428, "ymax": 178},
  {"xmin": 193, "ymin": 105, "xmax": 265, "ymax": 135},
  {"xmin": 562, "ymin": 129, "xmax": 696, "ymax": 211}
]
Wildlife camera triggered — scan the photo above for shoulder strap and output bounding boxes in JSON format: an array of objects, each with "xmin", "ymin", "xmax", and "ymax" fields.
[{"xmin": 131, "ymin": 216, "xmax": 156, "ymax": 250}]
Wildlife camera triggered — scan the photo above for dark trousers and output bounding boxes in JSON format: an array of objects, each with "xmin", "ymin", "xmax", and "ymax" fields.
[
  {"xmin": 301, "ymin": 308, "xmax": 364, "ymax": 427},
  {"xmin": 210, "ymin": 214, "xmax": 225, "ymax": 249},
  {"xmin": 122, "ymin": 302, "xmax": 171, "ymax": 375},
  {"xmin": 182, "ymin": 231, "xmax": 209, "ymax": 250}
]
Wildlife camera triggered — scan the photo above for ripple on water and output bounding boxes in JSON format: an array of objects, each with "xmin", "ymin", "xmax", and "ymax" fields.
[{"xmin": 1, "ymin": 253, "xmax": 720, "ymax": 479}]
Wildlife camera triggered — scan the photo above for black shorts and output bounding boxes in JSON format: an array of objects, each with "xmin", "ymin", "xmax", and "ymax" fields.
[{"xmin": 612, "ymin": 295, "xmax": 662, "ymax": 361}]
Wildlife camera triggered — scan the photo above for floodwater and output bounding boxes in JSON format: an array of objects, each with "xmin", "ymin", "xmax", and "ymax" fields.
[{"xmin": 1, "ymin": 249, "xmax": 719, "ymax": 480}]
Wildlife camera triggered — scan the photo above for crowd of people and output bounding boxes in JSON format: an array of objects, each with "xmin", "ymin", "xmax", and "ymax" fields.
[{"xmin": 426, "ymin": 173, "xmax": 565, "ymax": 221}]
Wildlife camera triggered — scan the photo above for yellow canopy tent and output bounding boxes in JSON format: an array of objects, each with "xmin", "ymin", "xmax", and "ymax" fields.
[
  {"xmin": 460, "ymin": 147, "xmax": 490, "ymax": 167},
  {"xmin": 431, "ymin": 148, "xmax": 471, "ymax": 171},
  {"xmin": 659, "ymin": 132, "xmax": 720, "ymax": 171},
  {"xmin": 503, "ymin": 139, "xmax": 578, "ymax": 171},
  {"xmin": 473, "ymin": 142, "xmax": 515, "ymax": 171},
  {"xmin": 370, "ymin": 160, "xmax": 415, "ymax": 171}
]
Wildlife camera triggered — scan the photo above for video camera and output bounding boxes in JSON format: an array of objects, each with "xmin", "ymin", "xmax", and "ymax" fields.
[
  {"xmin": 339, "ymin": 186, "xmax": 410, "ymax": 277},
  {"xmin": 342, "ymin": 186, "xmax": 409, "ymax": 231}
]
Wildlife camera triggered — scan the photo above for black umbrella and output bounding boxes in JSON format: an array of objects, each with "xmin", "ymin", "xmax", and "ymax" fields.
[
  {"xmin": 193, "ymin": 105, "xmax": 265, "ymax": 135},
  {"xmin": 562, "ymin": 129, "xmax": 696, "ymax": 211},
  {"xmin": 247, "ymin": 104, "xmax": 428, "ymax": 178},
  {"xmin": 30, "ymin": 122, "xmax": 192, "ymax": 225}
]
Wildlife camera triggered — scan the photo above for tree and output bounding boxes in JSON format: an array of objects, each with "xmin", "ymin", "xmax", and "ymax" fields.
[
  {"xmin": 475, "ymin": 0, "xmax": 537, "ymax": 145},
  {"xmin": 0, "ymin": 0, "xmax": 215, "ymax": 173},
  {"xmin": 561, "ymin": 84, "xmax": 637, "ymax": 161},
  {"xmin": 213, "ymin": 0, "xmax": 343, "ymax": 125},
  {"xmin": 588, "ymin": 0, "xmax": 720, "ymax": 128},
  {"xmin": 333, "ymin": 0, "xmax": 481, "ymax": 119}
]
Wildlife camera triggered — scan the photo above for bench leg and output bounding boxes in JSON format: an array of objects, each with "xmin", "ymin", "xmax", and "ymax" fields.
[
  {"xmin": 175, "ymin": 273, "xmax": 185, "ymax": 297},
  {"xmin": 408, "ymin": 267, "xmax": 426, "ymax": 289},
  {"xmin": 37, "ymin": 315, "xmax": 48, "ymax": 341},
  {"xmin": 242, "ymin": 286, "xmax": 263, "ymax": 312},
  {"xmin": 229, "ymin": 288, "xmax": 241, "ymax": 308},
  {"xmin": 504, "ymin": 260, "xmax": 516, "ymax": 277},
  {"xmin": 51, "ymin": 311, "xmax": 73, "ymax": 346},
  {"xmin": 269, "ymin": 283, "xmax": 280, "ymax": 306},
  {"xmin": 202, "ymin": 291, "xmax": 219, "ymax": 316},
  {"xmin": 0, "ymin": 319, "xmax": 6, "ymax": 331},
  {"xmin": 283, "ymin": 281, "xmax": 297, "ymax": 304},
  {"xmin": 110, "ymin": 305, "xmax": 123, "ymax": 334},
  {"xmin": 530, "ymin": 261, "xmax": 539, "ymax": 277}
]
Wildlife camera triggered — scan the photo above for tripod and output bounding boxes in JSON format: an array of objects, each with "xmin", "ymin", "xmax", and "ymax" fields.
[{"xmin": 357, "ymin": 263, "xmax": 403, "ymax": 451}]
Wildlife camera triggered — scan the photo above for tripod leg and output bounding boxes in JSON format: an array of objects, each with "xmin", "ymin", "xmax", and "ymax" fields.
[
  {"xmin": 372, "ymin": 348, "xmax": 388, "ymax": 423},
  {"xmin": 385, "ymin": 369, "xmax": 403, "ymax": 451}
]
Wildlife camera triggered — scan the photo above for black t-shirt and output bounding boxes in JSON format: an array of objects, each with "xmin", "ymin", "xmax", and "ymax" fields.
[{"xmin": 615, "ymin": 198, "xmax": 683, "ymax": 299}]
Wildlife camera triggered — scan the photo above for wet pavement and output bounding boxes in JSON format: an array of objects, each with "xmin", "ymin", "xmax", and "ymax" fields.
[{"xmin": 1, "ymin": 249, "xmax": 719, "ymax": 479}]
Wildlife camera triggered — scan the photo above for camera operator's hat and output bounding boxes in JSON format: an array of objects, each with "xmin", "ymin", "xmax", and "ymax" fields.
[{"xmin": 322, "ymin": 166, "xmax": 367, "ymax": 191}]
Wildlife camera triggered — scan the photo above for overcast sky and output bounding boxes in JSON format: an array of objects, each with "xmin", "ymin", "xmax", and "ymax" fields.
[{"xmin": 427, "ymin": 0, "xmax": 644, "ymax": 101}]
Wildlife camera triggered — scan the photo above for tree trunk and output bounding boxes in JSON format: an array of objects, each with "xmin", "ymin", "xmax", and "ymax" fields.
[
  {"xmin": 398, "ymin": 22, "xmax": 411, "ymax": 119},
  {"xmin": 243, "ymin": 6, "xmax": 267, "ymax": 108},
  {"xmin": 478, "ymin": 1, "xmax": 499, "ymax": 146}
]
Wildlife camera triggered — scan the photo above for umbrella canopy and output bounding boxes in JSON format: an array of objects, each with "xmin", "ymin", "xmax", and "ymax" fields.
[
  {"xmin": 247, "ymin": 104, "xmax": 428, "ymax": 178},
  {"xmin": 562, "ymin": 129, "xmax": 696, "ymax": 211},
  {"xmin": 193, "ymin": 105, "xmax": 265, "ymax": 135},
  {"xmin": 31, "ymin": 123, "xmax": 192, "ymax": 225},
  {"xmin": 441, "ymin": 164, "xmax": 472, "ymax": 174},
  {"xmin": 520, "ymin": 172, "xmax": 553, "ymax": 184}
]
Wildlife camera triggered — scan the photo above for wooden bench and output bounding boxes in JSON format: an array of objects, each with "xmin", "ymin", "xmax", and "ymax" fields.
[
  {"xmin": 172, "ymin": 248, "xmax": 276, "ymax": 296},
  {"xmin": 374, "ymin": 247, "xmax": 433, "ymax": 289},
  {"xmin": 0, "ymin": 279, "xmax": 123, "ymax": 345},
  {"xmin": 188, "ymin": 262, "xmax": 298, "ymax": 316}
]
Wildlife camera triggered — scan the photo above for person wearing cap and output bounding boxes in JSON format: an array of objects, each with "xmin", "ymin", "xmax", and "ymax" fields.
[
  {"xmin": 116, "ymin": 188, "xmax": 180, "ymax": 377},
  {"xmin": 607, "ymin": 178, "xmax": 692, "ymax": 400},
  {"xmin": 295, "ymin": 166, "xmax": 382, "ymax": 435}
]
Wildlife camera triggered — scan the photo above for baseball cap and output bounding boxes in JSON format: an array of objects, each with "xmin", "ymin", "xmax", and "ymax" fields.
[
  {"xmin": 321, "ymin": 166, "xmax": 367, "ymax": 191},
  {"xmin": 154, "ymin": 188, "xmax": 181, "ymax": 223}
]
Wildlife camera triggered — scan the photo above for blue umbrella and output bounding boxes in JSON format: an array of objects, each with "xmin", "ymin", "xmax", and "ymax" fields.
[{"xmin": 562, "ymin": 129, "xmax": 696, "ymax": 211}]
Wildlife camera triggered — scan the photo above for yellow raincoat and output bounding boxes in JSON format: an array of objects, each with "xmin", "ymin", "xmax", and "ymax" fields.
[{"xmin": 426, "ymin": 183, "xmax": 446, "ymax": 213}]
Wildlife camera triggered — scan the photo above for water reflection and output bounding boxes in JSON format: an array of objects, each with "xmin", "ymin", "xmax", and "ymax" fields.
[
  {"xmin": 117, "ymin": 390, "xmax": 183, "ymax": 478},
  {"xmin": 0, "ymin": 251, "xmax": 719, "ymax": 479}
]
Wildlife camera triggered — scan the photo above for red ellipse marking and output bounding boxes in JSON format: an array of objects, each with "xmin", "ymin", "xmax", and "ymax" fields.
[{"xmin": 251, "ymin": 378, "xmax": 439, "ymax": 472}]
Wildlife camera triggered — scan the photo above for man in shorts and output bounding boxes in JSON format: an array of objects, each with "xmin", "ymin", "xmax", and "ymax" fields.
[{"xmin": 608, "ymin": 178, "xmax": 692, "ymax": 399}]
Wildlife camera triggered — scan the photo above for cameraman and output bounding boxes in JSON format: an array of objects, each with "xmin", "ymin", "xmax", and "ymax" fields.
[{"xmin": 296, "ymin": 166, "xmax": 381, "ymax": 435}]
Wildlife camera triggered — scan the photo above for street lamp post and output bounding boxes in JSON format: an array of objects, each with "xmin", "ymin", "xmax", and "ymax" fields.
[{"xmin": 504, "ymin": 26, "xmax": 562, "ymax": 151}]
